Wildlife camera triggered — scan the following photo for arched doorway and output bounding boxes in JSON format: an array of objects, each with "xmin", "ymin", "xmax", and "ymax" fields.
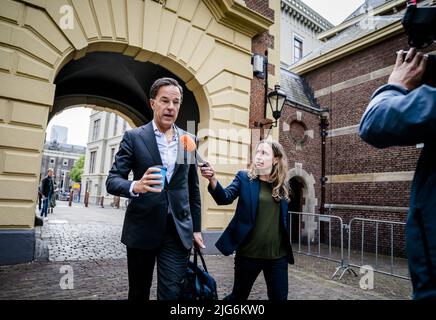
[
  {"xmin": 286, "ymin": 164, "xmax": 318, "ymax": 245},
  {"xmin": 289, "ymin": 177, "xmax": 305, "ymax": 243},
  {"xmin": 286, "ymin": 164, "xmax": 317, "ymax": 214},
  {"xmin": 53, "ymin": 52, "xmax": 200, "ymax": 132},
  {"xmin": 50, "ymin": 52, "xmax": 201, "ymax": 208}
]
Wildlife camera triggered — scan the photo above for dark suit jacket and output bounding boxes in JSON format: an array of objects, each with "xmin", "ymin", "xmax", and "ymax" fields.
[
  {"xmin": 106, "ymin": 122, "xmax": 201, "ymax": 250},
  {"xmin": 208, "ymin": 170, "xmax": 294, "ymax": 264},
  {"xmin": 40, "ymin": 176, "xmax": 54, "ymax": 197}
]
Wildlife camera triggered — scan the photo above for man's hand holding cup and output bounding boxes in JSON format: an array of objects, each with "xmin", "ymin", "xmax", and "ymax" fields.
[{"xmin": 133, "ymin": 166, "xmax": 166, "ymax": 193}]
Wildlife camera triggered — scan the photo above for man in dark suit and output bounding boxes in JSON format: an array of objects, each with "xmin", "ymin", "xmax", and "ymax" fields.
[
  {"xmin": 106, "ymin": 77, "xmax": 205, "ymax": 300},
  {"xmin": 40, "ymin": 168, "xmax": 54, "ymax": 220}
]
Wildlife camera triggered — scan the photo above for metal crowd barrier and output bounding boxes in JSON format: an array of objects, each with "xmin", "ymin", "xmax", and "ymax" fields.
[
  {"xmin": 288, "ymin": 211, "xmax": 410, "ymax": 280},
  {"xmin": 347, "ymin": 217, "xmax": 409, "ymax": 280},
  {"xmin": 288, "ymin": 211, "xmax": 357, "ymax": 280}
]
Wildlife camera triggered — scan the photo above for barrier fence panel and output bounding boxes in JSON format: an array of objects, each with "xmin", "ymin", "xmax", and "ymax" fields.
[
  {"xmin": 289, "ymin": 212, "xmax": 410, "ymax": 281},
  {"xmin": 289, "ymin": 211, "xmax": 357, "ymax": 279},
  {"xmin": 347, "ymin": 217, "xmax": 410, "ymax": 280}
]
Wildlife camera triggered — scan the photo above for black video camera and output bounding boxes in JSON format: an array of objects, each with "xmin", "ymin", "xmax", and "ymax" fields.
[{"xmin": 401, "ymin": 0, "xmax": 436, "ymax": 86}]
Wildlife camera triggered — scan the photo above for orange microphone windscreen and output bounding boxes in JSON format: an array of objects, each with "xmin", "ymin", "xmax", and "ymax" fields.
[{"xmin": 180, "ymin": 134, "xmax": 196, "ymax": 153}]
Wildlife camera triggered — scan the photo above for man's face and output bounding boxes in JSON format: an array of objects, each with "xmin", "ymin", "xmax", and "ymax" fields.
[
  {"xmin": 150, "ymin": 85, "xmax": 181, "ymax": 131},
  {"xmin": 48, "ymin": 170, "xmax": 53, "ymax": 177}
]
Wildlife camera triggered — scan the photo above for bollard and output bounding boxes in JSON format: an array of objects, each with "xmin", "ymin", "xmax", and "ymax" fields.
[
  {"xmin": 68, "ymin": 191, "xmax": 73, "ymax": 207},
  {"xmin": 100, "ymin": 195, "xmax": 104, "ymax": 208},
  {"xmin": 84, "ymin": 192, "xmax": 89, "ymax": 207},
  {"xmin": 115, "ymin": 196, "xmax": 120, "ymax": 209}
]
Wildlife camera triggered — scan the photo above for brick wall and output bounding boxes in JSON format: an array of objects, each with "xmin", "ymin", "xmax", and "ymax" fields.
[
  {"xmin": 287, "ymin": 32, "xmax": 430, "ymax": 258},
  {"xmin": 244, "ymin": 0, "xmax": 274, "ymax": 20},
  {"xmin": 327, "ymin": 182, "xmax": 412, "ymax": 207},
  {"xmin": 279, "ymin": 105, "xmax": 322, "ymax": 212},
  {"xmin": 244, "ymin": 0, "xmax": 275, "ymax": 130},
  {"xmin": 326, "ymin": 135, "xmax": 420, "ymax": 175},
  {"xmin": 304, "ymin": 34, "xmax": 408, "ymax": 91}
]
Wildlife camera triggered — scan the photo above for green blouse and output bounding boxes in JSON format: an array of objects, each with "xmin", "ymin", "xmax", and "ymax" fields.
[{"xmin": 237, "ymin": 180, "xmax": 288, "ymax": 259}]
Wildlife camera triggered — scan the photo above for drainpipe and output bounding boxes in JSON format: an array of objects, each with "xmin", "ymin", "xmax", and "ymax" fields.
[
  {"xmin": 320, "ymin": 110, "xmax": 329, "ymax": 215},
  {"xmin": 263, "ymin": 50, "xmax": 269, "ymax": 120}
]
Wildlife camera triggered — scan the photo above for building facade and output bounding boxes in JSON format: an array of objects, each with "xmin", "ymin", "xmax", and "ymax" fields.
[
  {"xmin": 49, "ymin": 125, "xmax": 68, "ymax": 144},
  {"xmin": 280, "ymin": 68, "xmax": 321, "ymax": 211},
  {"xmin": 280, "ymin": 0, "xmax": 333, "ymax": 68},
  {"xmin": 40, "ymin": 140, "xmax": 86, "ymax": 194},
  {"xmin": 248, "ymin": 0, "xmax": 333, "ymax": 244},
  {"xmin": 286, "ymin": 0, "xmax": 435, "ymax": 256},
  {"xmin": 81, "ymin": 110, "xmax": 131, "ymax": 206}
]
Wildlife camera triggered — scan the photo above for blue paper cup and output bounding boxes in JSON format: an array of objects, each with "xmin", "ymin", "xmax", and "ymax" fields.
[{"xmin": 150, "ymin": 166, "xmax": 167, "ymax": 190}]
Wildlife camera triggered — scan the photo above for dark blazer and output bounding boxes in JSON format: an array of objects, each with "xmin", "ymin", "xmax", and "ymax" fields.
[
  {"xmin": 208, "ymin": 170, "xmax": 294, "ymax": 264},
  {"xmin": 40, "ymin": 176, "xmax": 54, "ymax": 197},
  {"xmin": 106, "ymin": 121, "xmax": 201, "ymax": 250}
]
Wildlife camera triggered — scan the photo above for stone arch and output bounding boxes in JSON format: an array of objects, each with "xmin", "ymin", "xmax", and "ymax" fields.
[
  {"xmin": 286, "ymin": 163, "xmax": 317, "ymax": 214},
  {"xmin": 52, "ymin": 50, "xmax": 201, "ymax": 131},
  {"xmin": 0, "ymin": 0, "xmax": 272, "ymax": 264},
  {"xmin": 286, "ymin": 163, "xmax": 318, "ymax": 242}
]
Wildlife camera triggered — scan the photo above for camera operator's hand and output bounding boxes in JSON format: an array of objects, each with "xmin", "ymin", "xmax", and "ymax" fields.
[{"xmin": 388, "ymin": 48, "xmax": 428, "ymax": 90}]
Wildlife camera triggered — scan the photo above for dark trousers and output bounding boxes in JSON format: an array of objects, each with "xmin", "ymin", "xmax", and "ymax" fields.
[
  {"xmin": 229, "ymin": 255, "xmax": 289, "ymax": 301},
  {"xmin": 41, "ymin": 197, "xmax": 50, "ymax": 217},
  {"xmin": 38, "ymin": 194, "xmax": 42, "ymax": 211},
  {"xmin": 126, "ymin": 215, "xmax": 190, "ymax": 301}
]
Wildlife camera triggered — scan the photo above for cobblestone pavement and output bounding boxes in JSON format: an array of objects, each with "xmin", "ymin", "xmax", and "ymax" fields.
[
  {"xmin": 42, "ymin": 224, "xmax": 126, "ymax": 261},
  {"xmin": 0, "ymin": 256, "xmax": 393, "ymax": 300},
  {"xmin": 36, "ymin": 203, "xmax": 126, "ymax": 262},
  {"xmin": 0, "ymin": 204, "xmax": 412, "ymax": 300}
]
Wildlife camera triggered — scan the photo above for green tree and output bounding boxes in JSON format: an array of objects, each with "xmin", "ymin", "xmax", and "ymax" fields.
[{"xmin": 70, "ymin": 155, "xmax": 84, "ymax": 183}]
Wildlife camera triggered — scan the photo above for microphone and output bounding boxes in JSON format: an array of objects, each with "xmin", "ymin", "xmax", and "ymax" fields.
[{"xmin": 180, "ymin": 134, "xmax": 207, "ymax": 166}]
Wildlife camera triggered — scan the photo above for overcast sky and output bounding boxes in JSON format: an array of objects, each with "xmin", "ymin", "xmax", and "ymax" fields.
[
  {"xmin": 46, "ymin": 107, "xmax": 92, "ymax": 146},
  {"xmin": 47, "ymin": 1, "xmax": 364, "ymax": 146},
  {"xmin": 301, "ymin": 0, "xmax": 365, "ymax": 25}
]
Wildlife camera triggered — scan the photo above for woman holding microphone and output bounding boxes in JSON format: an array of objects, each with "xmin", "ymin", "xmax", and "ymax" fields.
[{"xmin": 200, "ymin": 140, "xmax": 294, "ymax": 301}]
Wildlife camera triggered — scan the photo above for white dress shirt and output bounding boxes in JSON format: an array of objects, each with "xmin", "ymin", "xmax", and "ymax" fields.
[{"xmin": 129, "ymin": 120, "xmax": 179, "ymax": 196}]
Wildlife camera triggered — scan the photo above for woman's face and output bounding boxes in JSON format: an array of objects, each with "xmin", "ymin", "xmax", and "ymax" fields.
[{"xmin": 253, "ymin": 143, "xmax": 277, "ymax": 175}]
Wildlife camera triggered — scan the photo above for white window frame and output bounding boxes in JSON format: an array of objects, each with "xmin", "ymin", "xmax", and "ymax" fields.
[
  {"xmin": 89, "ymin": 151, "xmax": 97, "ymax": 174},
  {"xmin": 92, "ymin": 119, "xmax": 100, "ymax": 141},
  {"xmin": 113, "ymin": 115, "xmax": 118, "ymax": 136},
  {"xmin": 293, "ymin": 36, "xmax": 303, "ymax": 63}
]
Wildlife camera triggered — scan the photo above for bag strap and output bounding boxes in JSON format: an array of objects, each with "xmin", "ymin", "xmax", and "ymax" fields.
[
  {"xmin": 193, "ymin": 248, "xmax": 198, "ymax": 266},
  {"xmin": 193, "ymin": 247, "xmax": 208, "ymax": 273}
]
